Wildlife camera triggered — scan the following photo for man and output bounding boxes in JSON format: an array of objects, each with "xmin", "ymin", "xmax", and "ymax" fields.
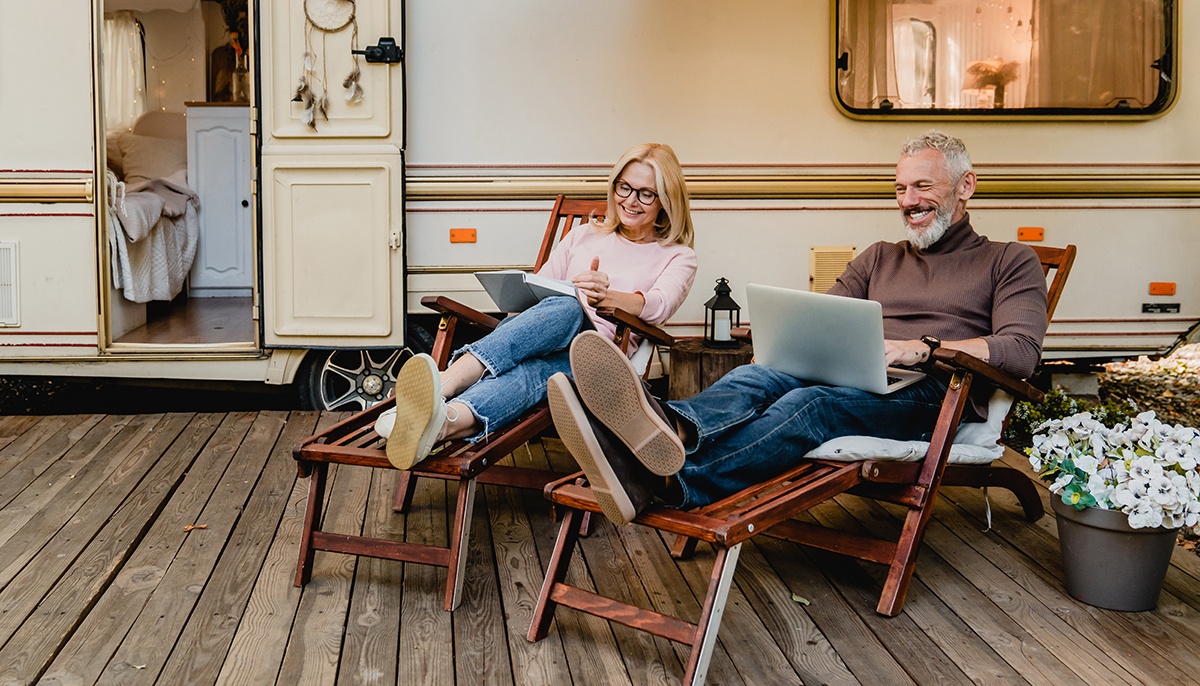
[{"xmin": 547, "ymin": 131, "xmax": 1049, "ymax": 526}]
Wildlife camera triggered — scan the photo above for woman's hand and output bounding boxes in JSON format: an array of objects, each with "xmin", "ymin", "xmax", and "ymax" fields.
[{"xmin": 573, "ymin": 257, "xmax": 610, "ymax": 306}]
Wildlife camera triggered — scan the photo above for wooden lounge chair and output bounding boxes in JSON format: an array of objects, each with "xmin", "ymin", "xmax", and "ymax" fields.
[
  {"xmin": 528, "ymin": 244, "xmax": 1075, "ymax": 686},
  {"xmin": 292, "ymin": 196, "xmax": 673, "ymax": 611}
]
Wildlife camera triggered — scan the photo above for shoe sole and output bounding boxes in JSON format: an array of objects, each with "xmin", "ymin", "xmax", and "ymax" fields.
[
  {"xmin": 386, "ymin": 354, "xmax": 445, "ymax": 470},
  {"xmin": 547, "ymin": 373, "xmax": 635, "ymax": 526},
  {"xmin": 570, "ymin": 331, "xmax": 684, "ymax": 477}
]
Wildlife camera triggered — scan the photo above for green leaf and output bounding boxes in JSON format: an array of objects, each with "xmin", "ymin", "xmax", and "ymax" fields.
[{"xmin": 790, "ymin": 593, "xmax": 810, "ymax": 606}]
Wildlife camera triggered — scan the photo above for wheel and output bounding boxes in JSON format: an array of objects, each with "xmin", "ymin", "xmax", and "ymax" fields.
[{"xmin": 297, "ymin": 321, "xmax": 438, "ymax": 411}]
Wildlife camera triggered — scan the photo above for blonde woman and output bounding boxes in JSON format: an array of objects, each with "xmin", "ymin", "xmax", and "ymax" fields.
[{"xmin": 378, "ymin": 143, "xmax": 698, "ymax": 469}]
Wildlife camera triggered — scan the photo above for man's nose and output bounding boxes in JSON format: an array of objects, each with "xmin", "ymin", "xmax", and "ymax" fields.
[{"xmin": 898, "ymin": 186, "xmax": 918, "ymax": 206}]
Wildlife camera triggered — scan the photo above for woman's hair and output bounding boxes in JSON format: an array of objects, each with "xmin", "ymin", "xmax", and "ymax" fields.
[{"xmin": 595, "ymin": 143, "xmax": 694, "ymax": 248}]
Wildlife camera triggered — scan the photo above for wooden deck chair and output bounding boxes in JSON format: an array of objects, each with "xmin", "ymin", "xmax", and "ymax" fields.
[
  {"xmin": 293, "ymin": 196, "xmax": 674, "ymax": 611},
  {"xmin": 528, "ymin": 245, "xmax": 1074, "ymax": 686}
]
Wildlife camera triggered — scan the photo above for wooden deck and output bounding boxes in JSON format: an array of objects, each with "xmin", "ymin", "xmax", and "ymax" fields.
[{"xmin": 2, "ymin": 410, "xmax": 1199, "ymax": 686}]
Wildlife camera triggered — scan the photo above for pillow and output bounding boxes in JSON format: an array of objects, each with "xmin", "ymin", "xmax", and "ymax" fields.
[
  {"xmin": 118, "ymin": 132, "xmax": 187, "ymax": 185},
  {"xmin": 105, "ymin": 132, "xmax": 126, "ymax": 176},
  {"xmin": 804, "ymin": 390, "xmax": 1014, "ymax": 466}
]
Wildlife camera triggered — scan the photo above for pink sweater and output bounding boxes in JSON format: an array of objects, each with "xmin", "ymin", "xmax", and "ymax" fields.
[{"xmin": 538, "ymin": 222, "xmax": 698, "ymax": 348}]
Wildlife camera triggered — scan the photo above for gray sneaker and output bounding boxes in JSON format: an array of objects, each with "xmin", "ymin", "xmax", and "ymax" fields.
[
  {"xmin": 569, "ymin": 330, "xmax": 685, "ymax": 477},
  {"xmin": 547, "ymin": 372, "xmax": 655, "ymax": 526}
]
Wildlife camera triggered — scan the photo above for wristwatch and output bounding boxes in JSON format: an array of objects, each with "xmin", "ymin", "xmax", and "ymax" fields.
[{"xmin": 920, "ymin": 335, "xmax": 941, "ymax": 364}]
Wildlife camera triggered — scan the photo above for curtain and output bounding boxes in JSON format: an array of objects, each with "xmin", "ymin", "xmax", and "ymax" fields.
[
  {"xmin": 837, "ymin": 0, "xmax": 899, "ymax": 109},
  {"xmin": 1027, "ymin": 0, "xmax": 1165, "ymax": 108},
  {"xmin": 103, "ymin": 11, "xmax": 147, "ymax": 133}
]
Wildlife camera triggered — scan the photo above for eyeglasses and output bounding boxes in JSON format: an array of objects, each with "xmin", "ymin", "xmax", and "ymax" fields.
[{"xmin": 614, "ymin": 181, "xmax": 659, "ymax": 205}]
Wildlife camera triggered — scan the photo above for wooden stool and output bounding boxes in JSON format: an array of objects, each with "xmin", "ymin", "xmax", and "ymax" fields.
[{"xmin": 668, "ymin": 339, "xmax": 753, "ymax": 400}]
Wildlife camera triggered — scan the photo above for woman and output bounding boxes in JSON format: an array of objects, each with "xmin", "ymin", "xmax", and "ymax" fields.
[{"xmin": 377, "ymin": 142, "xmax": 698, "ymax": 469}]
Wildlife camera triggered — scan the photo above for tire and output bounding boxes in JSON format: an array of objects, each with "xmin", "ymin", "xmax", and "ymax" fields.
[{"xmin": 297, "ymin": 321, "xmax": 437, "ymax": 411}]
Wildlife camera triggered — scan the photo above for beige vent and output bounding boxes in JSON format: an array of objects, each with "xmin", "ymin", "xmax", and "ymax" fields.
[
  {"xmin": 0, "ymin": 242, "xmax": 18, "ymax": 326},
  {"xmin": 809, "ymin": 245, "xmax": 856, "ymax": 293}
]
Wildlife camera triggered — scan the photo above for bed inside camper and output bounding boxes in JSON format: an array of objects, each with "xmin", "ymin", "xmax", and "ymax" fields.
[{"xmin": 102, "ymin": 0, "xmax": 255, "ymax": 349}]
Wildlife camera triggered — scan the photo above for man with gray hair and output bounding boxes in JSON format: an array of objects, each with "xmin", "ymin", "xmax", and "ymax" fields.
[{"xmin": 548, "ymin": 131, "xmax": 1050, "ymax": 526}]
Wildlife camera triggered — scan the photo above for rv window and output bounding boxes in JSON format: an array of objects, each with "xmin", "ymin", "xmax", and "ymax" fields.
[{"xmin": 834, "ymin": 0, "xmax": 1176, "ymax": 118}]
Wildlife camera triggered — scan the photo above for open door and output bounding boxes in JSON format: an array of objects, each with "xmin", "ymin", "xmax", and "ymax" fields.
[{"xmin": 259, "ymin": 0, "xmax": 405, "ymax": 349}]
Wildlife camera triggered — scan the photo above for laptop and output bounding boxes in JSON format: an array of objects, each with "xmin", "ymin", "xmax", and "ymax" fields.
[{"xmin": 746, "ymin": 283, "xmax": 926, "ymax": 394}]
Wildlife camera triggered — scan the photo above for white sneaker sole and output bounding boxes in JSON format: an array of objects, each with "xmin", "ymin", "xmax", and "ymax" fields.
[
  {"xmin": 547, "ymin": 373, "xmax": 635, "ymax": 526},
  {"xmin": 570, "ymin": 331, "xmax": 684, "ymax": 477},
  {"xmin": 386, "ymin": 354, "xmax": 446, "ymax": 470}
]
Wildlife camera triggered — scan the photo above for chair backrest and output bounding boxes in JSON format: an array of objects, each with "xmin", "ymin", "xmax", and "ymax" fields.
[
  {"xmin": 1030, "ymin": 244, "xmax": 1076, "ymax": 323},
  {"xmin": 533, "ymin": 196, "xmax": 607, "ymax": 271}
]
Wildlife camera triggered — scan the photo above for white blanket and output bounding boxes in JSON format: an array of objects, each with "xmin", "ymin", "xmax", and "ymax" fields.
[{"xmin": 107, "ymin": 169, "xmax": 200, "ymax": 303}]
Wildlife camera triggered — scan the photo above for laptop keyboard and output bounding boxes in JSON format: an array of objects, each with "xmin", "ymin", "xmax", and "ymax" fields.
[{"xmin": 886, "ymin": 376, "xmax": 904, "ymax": 385}]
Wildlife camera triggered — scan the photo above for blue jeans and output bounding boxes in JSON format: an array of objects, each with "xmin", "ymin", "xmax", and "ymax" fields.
[
  {"xmin": 452, "ymin": 296, "xmax": 586, "ymax": 440},
  {"xmin": 666, "ymin": 364, "xmax": 949, "ymax": 508}
]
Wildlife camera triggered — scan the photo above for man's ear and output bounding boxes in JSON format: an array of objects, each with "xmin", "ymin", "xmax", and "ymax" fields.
[{"xmin": 957, "ymin": 170, "xmax": 978, "ymax": 202}]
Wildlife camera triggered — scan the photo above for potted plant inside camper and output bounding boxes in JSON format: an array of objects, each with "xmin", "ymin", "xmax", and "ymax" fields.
[{"xmin": 1028, "ymin": 410, "xmax": 1200, "ymax": 611}]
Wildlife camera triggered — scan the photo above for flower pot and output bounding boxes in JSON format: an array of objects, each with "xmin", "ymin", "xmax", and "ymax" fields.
[{"xmin": 1052, "ymin": 498, "xmax": 1179, "ymax": 611}]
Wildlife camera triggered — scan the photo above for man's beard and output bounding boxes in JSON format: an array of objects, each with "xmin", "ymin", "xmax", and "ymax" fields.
[{"xmin": 903, "ymin": 202, "xmax": 954, "ymax": 250}]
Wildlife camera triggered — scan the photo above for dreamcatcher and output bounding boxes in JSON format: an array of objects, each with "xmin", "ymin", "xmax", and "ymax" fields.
[{"xmin": 295, "ymin": 0, "xmax": 365, "ymax": 131}]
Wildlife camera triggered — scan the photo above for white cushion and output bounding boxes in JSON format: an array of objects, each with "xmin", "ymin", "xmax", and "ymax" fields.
[
  {"xmin": 119, "ymin": 132, "xmax": 188, "ymax": 186},
  {"xmin": 804, "ymin": 390, "xmax": 1013, "ymax": 466}
]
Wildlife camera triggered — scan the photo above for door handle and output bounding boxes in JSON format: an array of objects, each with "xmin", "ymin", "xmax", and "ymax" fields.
[{"xmin": 352, "ymin": 37, "xmax": 402, "ymax": 64}]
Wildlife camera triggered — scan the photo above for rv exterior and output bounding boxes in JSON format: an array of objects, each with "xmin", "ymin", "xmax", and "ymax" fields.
[{"xmin": 0, "ymin": 0, "xmax": 1193, "ymax": 410}]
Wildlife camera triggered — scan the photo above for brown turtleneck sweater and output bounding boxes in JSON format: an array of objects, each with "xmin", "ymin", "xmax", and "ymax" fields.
[{"xmin": 828, "ymin": 213, "xmax": 1048, "ymax": 418}]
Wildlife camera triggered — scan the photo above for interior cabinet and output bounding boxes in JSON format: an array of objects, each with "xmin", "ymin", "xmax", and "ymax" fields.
[{"xmin": 186, "ymin": 103, "xmax": 253, "ymax": 297}]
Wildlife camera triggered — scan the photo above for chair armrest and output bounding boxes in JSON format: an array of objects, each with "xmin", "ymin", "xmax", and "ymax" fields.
[
  {"xmin": 595, "ymin": 307, "xmax": 674, "ymax": 347},
  {"xmin": 421, "ymin": 295, "xmax": 502, "ymax": 331},
  {"xmin": 931, "ymin": 348, "xmax": 1043, "ymax": 403}
]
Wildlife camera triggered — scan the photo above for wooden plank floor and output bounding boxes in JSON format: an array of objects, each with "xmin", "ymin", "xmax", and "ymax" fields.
[{"xmin": 2, "ymin": 411, "xmax": 1199, "ymax": 685}]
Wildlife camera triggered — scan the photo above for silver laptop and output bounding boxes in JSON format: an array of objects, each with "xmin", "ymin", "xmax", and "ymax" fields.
[{"xmin": 747, "ymin": 283, "xmax": 925, "ymax": 394}]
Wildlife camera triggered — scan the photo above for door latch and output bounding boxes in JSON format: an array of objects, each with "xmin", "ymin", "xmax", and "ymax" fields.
[{"xmin": 353, "ymin": 37, "xmax": 402, "ymax": 64}]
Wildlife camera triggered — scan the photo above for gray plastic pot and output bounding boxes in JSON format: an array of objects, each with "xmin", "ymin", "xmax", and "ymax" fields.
[{"xmin": 1052, "ymin": 497, "xmax": 1179, "ymax": 612}]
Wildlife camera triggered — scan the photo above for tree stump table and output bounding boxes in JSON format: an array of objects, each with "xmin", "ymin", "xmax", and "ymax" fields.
[{"xmin": 668, "ymin": 338, "xmax": 754, "ymax": 400}]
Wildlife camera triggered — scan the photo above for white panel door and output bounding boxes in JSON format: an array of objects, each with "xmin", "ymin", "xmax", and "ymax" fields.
[{"xmin": 259, "ymin": 0, "xmax": 404, "ymax": 348}]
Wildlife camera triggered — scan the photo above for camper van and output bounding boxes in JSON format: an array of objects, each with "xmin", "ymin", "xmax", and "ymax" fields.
[{"xmin": 0, "ymin": 0, "xmax": 1194, "ymax": 411}]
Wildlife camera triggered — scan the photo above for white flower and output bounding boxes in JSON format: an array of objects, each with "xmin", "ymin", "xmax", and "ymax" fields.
[
  {"xmin": 1126, "ymin": 501, "xmax": 1165, "ymax": 529},
  {"xmin": 1050, "ymin": 473, "xmax": 1074, "ymax": 493},
  {"xmin": 1147, "ymin": 474, "xmax": 1181, "ymax": 506},
  {"xmin": 1074, "ymin": 453, "xmax": 1101, "ymax": 475},
  {"xmin": 1129, "ymin": 455, "xmax": 1164, "ymax": 481}
]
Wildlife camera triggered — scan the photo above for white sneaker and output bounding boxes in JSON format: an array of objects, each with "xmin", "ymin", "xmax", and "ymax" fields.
[{"xmin": 384, "ymin": 353, "xmax": 447, "ymax": 469}]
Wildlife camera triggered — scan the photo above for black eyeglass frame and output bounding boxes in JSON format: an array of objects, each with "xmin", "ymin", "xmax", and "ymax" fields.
[{"xmin": 613, "ymin": 181, "xmax": 659, "ymax": 205}]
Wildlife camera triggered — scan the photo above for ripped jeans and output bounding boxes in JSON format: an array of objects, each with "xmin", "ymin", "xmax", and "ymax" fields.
[{"xmin": 451, "ymin": 295, "xmax": 587, "ymax": 440}]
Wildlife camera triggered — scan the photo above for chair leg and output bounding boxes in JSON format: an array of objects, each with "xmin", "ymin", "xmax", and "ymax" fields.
[
  {"xmin": 682, "ymin": 543, "xmax": 742, "ymax": 686},
  {"xmin": 528, "ymin": 506, "xmax": 585, "ymax": 642},
  {"xmin": 444, "ymin": 478, "xmax": 478, "ymax": 611},
  {"xmin": 876, "ymin": 505, "xmax": 932, "ymax": 616},
  {"xmin": 670, "ymin": 533, "xmax": 701, "ymax": 559},
  {"xmin": 392, "ymin": 470, "xmax": 417, "ymax": 513},
  {"xmin": 294, "ymin": 462, "xmax": 329, "ymax": 587}
]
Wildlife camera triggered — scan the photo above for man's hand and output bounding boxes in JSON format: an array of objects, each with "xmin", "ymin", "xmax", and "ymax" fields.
[
  {"xmin": 573, "ymin": 257, "xmax": 609, "ymax": 306},
  {"xmin": 885, "ymin": 337, "xmax": 991, "ymax": 367},
  {"xmin": 885, "ymin": 339, "xmax": 929, "ymax": 367}
]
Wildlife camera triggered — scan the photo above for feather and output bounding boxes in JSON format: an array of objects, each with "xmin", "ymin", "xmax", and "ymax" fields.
[
  {"xmin": 345, "ymin": 81, "xmax": 364, "ymax": 103},
  {"xmin": 318, "ymin": 96, "xmax": 330, "ymax": 120},
  {"xmin": 293, "ymin": 77, "xmax": 308, "ymax": 103},
  {"xmin": 303, "ymin": 50, "xmax": 314, "ymax": 73},
  {"xmin": 342, "ymin": 67, "xmax": 360, "ymax": 90}
]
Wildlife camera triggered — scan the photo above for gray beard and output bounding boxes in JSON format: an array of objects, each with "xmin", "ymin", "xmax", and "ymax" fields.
[{"xmin": 904, "ymin": 204, "xmax": 954, "ymax": 250}]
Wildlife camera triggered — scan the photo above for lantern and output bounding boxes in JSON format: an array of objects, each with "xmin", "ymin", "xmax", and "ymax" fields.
[{"xmin": 703, "ymin": 277, "xmax": 741, "ymax": 349}]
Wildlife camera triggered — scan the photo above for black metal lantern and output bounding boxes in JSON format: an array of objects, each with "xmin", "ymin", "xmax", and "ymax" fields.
[{"xmin": 703, "ymin": 277, "xmax": 741, "ymax": 349}]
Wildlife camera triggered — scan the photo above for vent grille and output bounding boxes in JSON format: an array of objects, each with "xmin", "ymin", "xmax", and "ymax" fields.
[
  {"xmin": 809, "ymin": 246, "xmax": 856, "ymax": 294},
  {"xmin": 0, "ymin": 242, "xmax": 18, "ymax": 326}
]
